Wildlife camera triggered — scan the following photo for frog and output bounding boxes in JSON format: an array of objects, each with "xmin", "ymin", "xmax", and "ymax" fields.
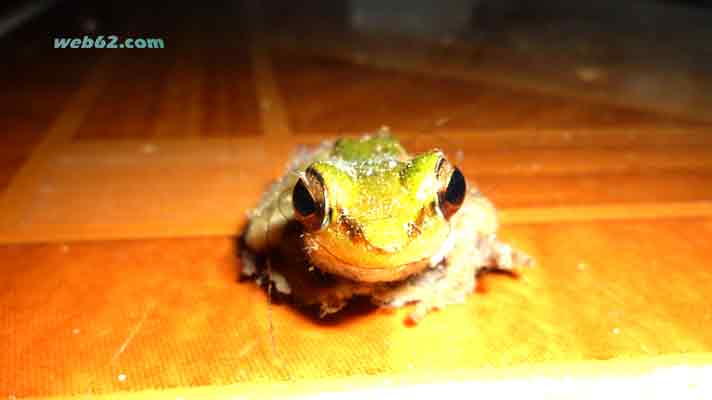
[{"xmin": 241, "ymin": 129, "xmax": 532, "ymax": 323}]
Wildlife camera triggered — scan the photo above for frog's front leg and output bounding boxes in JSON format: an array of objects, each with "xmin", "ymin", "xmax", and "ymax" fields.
[
  {"xmin": 386, "ymin": 194, "xmax": 532, "ymax": 323},
  {"xmin": 476, "ymin": 233, "xmax": 534, "ymax": 273}
]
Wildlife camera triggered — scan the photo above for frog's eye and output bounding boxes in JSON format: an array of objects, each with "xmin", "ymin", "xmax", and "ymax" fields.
[
  {"xmin": 293, "ymin": 170, "xmax": 328, "ymax": 231},
  {"xmin": 436, "ymin": 158, "xmax": 466, "ymax": 220}
]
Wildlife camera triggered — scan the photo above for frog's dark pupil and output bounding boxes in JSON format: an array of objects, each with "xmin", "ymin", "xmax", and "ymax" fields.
[
  {"xmin": 293, "ymin": 179, "xmax": 317, "ymax": 217},
  {"xmin": 444, "ymin": 168, "xmax": 466, "ymax": 205}
]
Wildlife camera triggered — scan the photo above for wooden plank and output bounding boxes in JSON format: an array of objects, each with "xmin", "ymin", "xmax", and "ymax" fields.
[
  {"xmin": 51, "ymin": 140, "xmax": 712, "ymax": 179},
  {"xmin": 246, "ymin": 0, "xmax": 291, "ymax": 137},
  {"xmin": 68, "ymin": 127, "xmax": 712, "ymax": 150},
  {"xmin": 270, "ymin": 48, "xmax": 710, "ymax": 134},
  {"xmin": 0, "ymin": 54, "xmax": 113, "ymax": 229},
  {"xmin": 2, "ymin": 135, "xmax": 712, "ymax": 243},
  {"xmin": 0, "ymin": 141, "xmax": 278, "ymax": 244},
  {"xmin": 269, "ymin": 23, "xmax": 712, "ymax": 125},
  {"xmin": 71, "ymin": 54, "xmax": 174, "ymax": 140},
  {"xmin": 4, "ymin": 202, "xmax": 712, "ymax": 244},
  {"xmin": 1, "ymin": 138, "xmax": 711, "ymax": 242},
  {"xmin": 2, "ymin": 217, "xmax": 712, "ymax": 396},
  {"xmin": 14, "ymin": 354, "xmax": 712, "ymax": 399},
  {"xmin": 149, "ymin": 29, "xmax": 206, "ymax": 139},
  {"xmin": 500, "ymin": 201, "xmax": 712, "ymax": 225},
  {"xmin": 478, "ymin": 172, "xmax": 712, "ymax": 208},
  {"xmin": 67, "ymin": 6, "xmax": 261, "ymax": 140}
]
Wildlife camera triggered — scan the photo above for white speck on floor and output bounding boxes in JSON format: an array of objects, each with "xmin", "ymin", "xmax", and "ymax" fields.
[
  {"xmin": 117, "ymin": 373, "xmax": 127, "ymax": 382},
  {"xmin": 238, "ymin": 341, "xmax": 256, "ymax": 358},
  {"xmin": 141, "ymin": 144, "xmax": 157, "ymax": 154},
  {"xmin": 576, "ymin": 66, "xmax": 605, "ymax": 82}
]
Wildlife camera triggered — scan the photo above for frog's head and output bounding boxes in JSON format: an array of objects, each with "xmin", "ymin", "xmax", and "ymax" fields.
[{"xmin": 292, "ymin": 146, "xmax": 467, "ymax": 282}]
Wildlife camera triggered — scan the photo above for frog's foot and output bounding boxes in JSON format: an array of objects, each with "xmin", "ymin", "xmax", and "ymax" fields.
[
  {"xmin": 241, "ymin": 230, "xmax": 532, "ymax": 324},
  {"xmin": 371, "ymin": 244, "xmax": 480, "ymax": 324},
  {"xmin": 374, "ymin": 232, "xmax": 532, "ymax": 324},
  {"xmin": 372, "ymin": 264, "xmax": 476, "ymax": 325},
  {"xmin": 476, "ymin": 233, "xmax": 534, "ymax": 272}
]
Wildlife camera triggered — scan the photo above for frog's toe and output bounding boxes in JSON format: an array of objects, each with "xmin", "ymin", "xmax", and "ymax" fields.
[
  {"xmin": 512, "ymin": 249, "xmax": 535, "ymax": 268},
  {"xmin": 478, "ymin": 234, "xmax": 533, "ymax": 271}
]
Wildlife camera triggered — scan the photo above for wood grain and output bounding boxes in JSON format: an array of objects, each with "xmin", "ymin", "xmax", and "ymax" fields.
[
  {"xmin": 0, "ymin": 54, "xmax": 114, "ymax": 230},
  {"xmin": 2, "ymin": 218, "xmax": 712, "ymax": 397},
  {"xmin": 70, "ymin": 7, "xmax": 261, "ymax": 139},
  {"xmin": 271, "ymin": 51, "xmax": 708, "ymax": 134},
  {"xmin": 2, "ymin": 135, "xmax": 712, "ymax": 243},
  {"xmin": 246, "ymin": 0, "xmax": 291, "ymax": 138},
  {"xmin": 267, "ymin": 3, "xmax": 712, "ymax": 125}
]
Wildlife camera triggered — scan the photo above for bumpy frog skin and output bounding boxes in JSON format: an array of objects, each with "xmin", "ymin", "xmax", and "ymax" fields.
[{"xmin": 242, "ymin": 130, "xmax": 531, "ymax": 322}]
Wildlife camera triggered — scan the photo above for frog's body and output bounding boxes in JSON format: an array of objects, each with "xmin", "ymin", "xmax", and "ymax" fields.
[{"xmin": 242, "ymin": 131, "xmax": 530, "ymax": 322}]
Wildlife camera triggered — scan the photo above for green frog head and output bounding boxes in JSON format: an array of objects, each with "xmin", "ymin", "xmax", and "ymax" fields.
[{"xmin": 292, "ymin": 135, "xmax": 466, "ymax": 282}]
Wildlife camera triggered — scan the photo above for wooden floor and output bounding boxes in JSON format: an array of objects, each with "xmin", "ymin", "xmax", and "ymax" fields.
[{"xmin": 2, "ymin": 0, "xmax": 712, "ymax": 398}]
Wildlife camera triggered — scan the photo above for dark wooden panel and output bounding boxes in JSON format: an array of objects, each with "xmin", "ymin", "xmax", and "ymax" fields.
[{"xmin": 272, "ymin": 52, "xmax": 706, "ymax": 134}]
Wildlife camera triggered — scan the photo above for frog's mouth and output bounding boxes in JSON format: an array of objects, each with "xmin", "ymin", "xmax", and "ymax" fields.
[{"xmin": 302, "ymin": 231, "xmax": 455, "ymax": 283}]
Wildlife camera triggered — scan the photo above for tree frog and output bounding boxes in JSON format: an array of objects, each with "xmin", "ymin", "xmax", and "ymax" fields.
[{"xmin": 241, "ymin": 129, "xmax": 531, "ymax": 323}]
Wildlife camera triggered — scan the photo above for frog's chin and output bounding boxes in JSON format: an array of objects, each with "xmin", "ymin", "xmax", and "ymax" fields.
[{"xmin": 302, "ymin": 233, "xmax": 454, "ymax": 283}]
